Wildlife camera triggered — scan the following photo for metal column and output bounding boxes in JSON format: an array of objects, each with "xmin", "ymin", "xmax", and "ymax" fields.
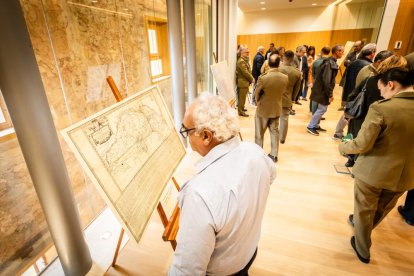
[
  {"xmin": 183, "ymin": 0, "xmax": 198, "ymax": 103},
  {"xmin": 0, "ymin": 2, "xmax": 92, "ymax": 275},
  {"xmin": 167, "ymin": 0, "xmax": 186, "ymax": 131}
]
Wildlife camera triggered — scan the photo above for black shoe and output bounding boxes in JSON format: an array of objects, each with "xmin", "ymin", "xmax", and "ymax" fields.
[
  {"xmin": 321, "ymin": 117, "xmax": 326, "ymax": 120},
  {"xmin": 239, "ymin": 113, "xmax": 249, "ymax": 117},
  {"xmin": 350, "ymin": 236, "xmax": 370, "ymax": 264},
  {"xmin": 315, "ymin": 126, "xmax": 327, "ymax": 132},
  {"xmin": 345, "ymin": 159, "xmax": 355, "ymax": 167},
  {"xmin": 398, "ymin": 206, "xmax": 414, "ymax": 226},
  {"xmin": 280, "ymin": 140, "xmax": 285, "ymax": 144},
  {"xmin": 295, "ymin": 101, "xmax": 302, "ymax": 105},
  {"xmin": 267, "ymin": 154, "xmax": 278, "ymax": 163},
  {"xmin": 348, "ymin": 214, "xmax": 354, "ymax": 227},
  {"xmin": 332, "ymin": 134, "xmax": 343, "ymax": 140},
  {"xmin": 307, "ymin": 127, "xmax": 319, "ymax": 136},
  {"xmin": 302, "ymin": 98, "xmax": 308, "ymax": 101}
]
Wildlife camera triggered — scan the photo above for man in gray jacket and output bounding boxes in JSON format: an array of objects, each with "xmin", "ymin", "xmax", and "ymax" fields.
[{"xmin": 307, "ymin": 45, "xmax": 344, "ymax": 135}]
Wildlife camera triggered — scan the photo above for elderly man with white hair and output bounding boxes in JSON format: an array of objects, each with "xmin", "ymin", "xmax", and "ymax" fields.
[{"xmin": 169, "ymin": 93, "xmax": 275, "ymax": 276}]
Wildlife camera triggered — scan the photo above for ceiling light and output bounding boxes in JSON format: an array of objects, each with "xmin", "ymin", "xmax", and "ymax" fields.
[
  {"xmin": 260, "ymin": 1, "xmax": 266, "ymax": 4},
  {"xmin": 312, "ymin": 3, "xmax": 317, "ymax": 5},
  {"xmin": 261, "ymin": 7, "xmax": 266, "ymax": 10}
]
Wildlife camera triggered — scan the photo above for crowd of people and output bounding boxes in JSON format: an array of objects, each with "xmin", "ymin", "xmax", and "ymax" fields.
[{"xmin": 167, "ymin": 42, "xmax": 414, "ymax": 274}]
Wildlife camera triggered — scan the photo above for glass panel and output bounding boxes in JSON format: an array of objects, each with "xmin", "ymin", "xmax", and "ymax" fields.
[
  {"xmin": 148, "ymin": 29, "xmax": 158, "ymax": 54},
  {"xmin": 0, "ymin": 107, "xmax": 5, "ymax": 123},
  {"xmin": 151, "ymin": 59, "xmax": 163, "ymax": 76},
  {"xmin": 195, "ymin": 0, "xmax": 213, "ymax": 94}
]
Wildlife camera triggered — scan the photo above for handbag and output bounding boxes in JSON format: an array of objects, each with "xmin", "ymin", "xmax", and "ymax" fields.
[{"xmin": 344, "ymin": 75, "xmax": 370, "ymax": 119}]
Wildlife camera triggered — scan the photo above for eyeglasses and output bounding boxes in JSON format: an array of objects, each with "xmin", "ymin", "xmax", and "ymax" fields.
[{"xmin": 179, "ymin": 123, "xmax": 196, "ymax": 139}]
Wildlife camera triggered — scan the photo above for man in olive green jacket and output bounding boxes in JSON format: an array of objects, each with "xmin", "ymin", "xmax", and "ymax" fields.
[
  {"xmin": 236, "ymin": 47, "xmax": 254, "ymax": 117},
  {"xmin": 339, "ymin": 84, "xmax": 414, "ymax": 263},
  {"xmin": 278, "ymin": 50, "xmax": 301, "ymax": 143},
  {"xmin": 254, "ymin": 54, "xmax": 288, "ymax": 162}
]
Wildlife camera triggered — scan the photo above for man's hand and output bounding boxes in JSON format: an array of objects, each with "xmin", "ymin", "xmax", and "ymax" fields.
[
  {"xmin": 329, "ymin": 96, "xmax": 334, "ymax": 103},
  {"xmin": 308, "ymin": 82, "xmax": 313, "ymax": 88}
]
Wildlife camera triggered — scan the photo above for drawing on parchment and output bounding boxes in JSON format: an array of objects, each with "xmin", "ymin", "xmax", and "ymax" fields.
[{"xmin": 62, "ymin": 85, "xmax": 186, "ymax": 244}]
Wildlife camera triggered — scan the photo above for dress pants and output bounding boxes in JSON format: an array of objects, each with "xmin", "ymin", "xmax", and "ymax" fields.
[
  {"xmin": 238, "ymin": 87, "xmax": 248, "ymax": 115},
  {"xmin": 279, "ymin": 107, "xmax": 290, "ymax": 142},
  {"xmin": 255, "ymin": 114, "xmax": 279, "ymax": 157},
  {"xmin": 353, "ymin": 178, "xmax": 404, "ymax": 259},
  {"xmin": 402, "ymin": 189, "xmax": 414, "ymax": 221},
  {"xmin": 334, "ymin": 113, "xmax": 348, "ymax": 137}
]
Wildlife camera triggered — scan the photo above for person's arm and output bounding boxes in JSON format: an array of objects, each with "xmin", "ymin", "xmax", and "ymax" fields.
[
  {"xmin": 169, "ymin": 190, "xmax": 216, "ymax": 276},
  {"xmin": 254, "ymin": 76, "xmax": 264, "ymax": 103},
  {"xmin": 339, "ymin": 104, "xmax": 383, "ymax": 155},
  {"xmin": 260, "ymin": 61, "xmax": 267, "ymax": 74}
]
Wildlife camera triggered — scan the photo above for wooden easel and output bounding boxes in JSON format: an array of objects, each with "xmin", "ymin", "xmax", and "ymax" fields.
[{"xmin": 106, "ymin": 76, "xmax": 181, "ymax": 266}]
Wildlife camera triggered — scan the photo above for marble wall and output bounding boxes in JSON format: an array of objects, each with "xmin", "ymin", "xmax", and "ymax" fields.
[{"xmin": 0, "ymin": 0, "xmax": 172, "ymax": 274}]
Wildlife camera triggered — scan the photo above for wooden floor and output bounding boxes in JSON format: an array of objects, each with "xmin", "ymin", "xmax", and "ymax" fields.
[{"xmin": 105, "ymin": 86, "xmax": 414, "ymax": 275}]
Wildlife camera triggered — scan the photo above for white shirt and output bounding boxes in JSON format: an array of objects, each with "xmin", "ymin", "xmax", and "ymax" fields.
[{"xmin": 169, "ymin": 137, "xmax": 276, "ymax": 276}]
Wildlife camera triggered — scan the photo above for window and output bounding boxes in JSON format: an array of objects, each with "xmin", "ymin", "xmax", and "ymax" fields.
[
  {"xmin": 0, "ymin": 90, "xmax": 13, "ymax": 131},
  {"xmin": 145, "ymin": 17, "xmax": 170, "ymax": 81}
]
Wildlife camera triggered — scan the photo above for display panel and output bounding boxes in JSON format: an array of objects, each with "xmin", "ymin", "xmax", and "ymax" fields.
[{"xmin": 61, "ymin": 86, "xmax": 186, "ymax": 243}]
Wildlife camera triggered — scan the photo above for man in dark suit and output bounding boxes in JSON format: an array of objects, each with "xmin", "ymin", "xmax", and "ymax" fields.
[
  {"xmin": 339, "ymin": 40, "xmax": 364, "ymax": 110},
  {"xmin": 252, "ymin": 46, "xmax": 265, "ymax": 104},
  {"xmin": 254, "ymin": 54, "xmax": 288, "ymax": 163},
  {"xmin": 307, "ymin": 45, "xmax": 344, "ymax": 135},
  {"xmin": 265, "ymin": 43, "xmax": 275, "ymax": 60},
  {"xmin": 293, "ymin": 45, "xmax": 308, "ymax": 105}
]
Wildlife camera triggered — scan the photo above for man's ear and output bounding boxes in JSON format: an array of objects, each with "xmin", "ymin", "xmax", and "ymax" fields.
[{"xmin": 202, "ymin": 130, "xmax": 213, "ymax": 144}]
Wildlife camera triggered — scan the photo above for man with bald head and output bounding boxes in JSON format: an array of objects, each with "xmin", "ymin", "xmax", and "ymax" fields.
[
  {"xmin": 254, "ymin": 54, "xmax": 288, "ymax": 162},
  {"xmin": 169, "ymin": 94, "xmax": 275, "ymax": 275}
]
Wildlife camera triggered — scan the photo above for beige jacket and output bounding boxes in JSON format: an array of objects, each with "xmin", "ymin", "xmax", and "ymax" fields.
[
  {"xmin": 339, "ymin": 91, "xmax": 414, "ymax": 191},
  {"xmin": 236, "ymin": 57, "xmax": 254, "ymax": 88},
  {"xmin": 254, "ymin": 68, "xmax": 288, "ymax": 118},
  {"xmin": 278, "ymin": 64, "xmax": 301, "ymax": 107}
]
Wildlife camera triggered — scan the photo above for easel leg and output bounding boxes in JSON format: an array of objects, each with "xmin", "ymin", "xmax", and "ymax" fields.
[{"xmin": 111, "ymin": 228, "xmax": 125, "ymax": 267}]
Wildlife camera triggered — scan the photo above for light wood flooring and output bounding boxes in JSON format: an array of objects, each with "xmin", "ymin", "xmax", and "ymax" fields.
[{"xmin": 105, "ymin": 86, "xmax": 414, "ymax": 275}]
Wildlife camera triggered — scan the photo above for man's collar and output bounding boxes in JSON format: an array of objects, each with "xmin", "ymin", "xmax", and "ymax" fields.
[{"xmin": 195, "ymin": 136, "xmax": 240, "ymax": 174}]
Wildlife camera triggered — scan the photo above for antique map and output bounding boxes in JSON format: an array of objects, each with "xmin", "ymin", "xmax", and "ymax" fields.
[{"xmin": 62, "ymin": 85, "xmax": 186, "ymax": 243}]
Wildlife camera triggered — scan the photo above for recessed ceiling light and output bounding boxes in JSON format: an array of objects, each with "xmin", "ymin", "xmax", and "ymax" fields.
[
  {"xmin": 312, "ymin": 3, "xmax": 317, "ymax": 6},
  {"xmin": 260, "ymin": 1, "xmax": 266, "ymax": 4},
  {"xmin": 261, "ymin": 7, "xmax": 266, "ymax": 10}
]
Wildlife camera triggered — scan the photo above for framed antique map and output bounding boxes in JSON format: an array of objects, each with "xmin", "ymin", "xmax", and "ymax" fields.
[{"xmin": 62, "ymin": 85, "xmax": 186, "ymax": 244}]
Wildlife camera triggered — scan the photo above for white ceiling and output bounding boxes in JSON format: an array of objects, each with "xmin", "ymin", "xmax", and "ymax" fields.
[{"xmin": 238, "ymin": 0, "xmax": 337, "ymax": 13}]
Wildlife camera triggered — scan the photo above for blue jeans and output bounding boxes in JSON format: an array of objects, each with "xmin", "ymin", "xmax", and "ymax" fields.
[{"xmin": 308, "ymin": 104, "xmax": 327, "ymax": 128}]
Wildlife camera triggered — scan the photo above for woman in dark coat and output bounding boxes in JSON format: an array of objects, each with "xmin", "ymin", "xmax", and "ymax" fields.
[{"xmin": 347, "ymin": 55, "xmax": 408, "ymax": 144}]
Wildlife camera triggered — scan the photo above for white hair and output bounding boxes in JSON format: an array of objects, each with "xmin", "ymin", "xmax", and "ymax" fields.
[
  {"xmin": 192, "ymin": 93, "xmax": 240, "ymax": 142},
  {"xmin": 257, "ymin": 46, "xmax": 265, "ymax": 52}
]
